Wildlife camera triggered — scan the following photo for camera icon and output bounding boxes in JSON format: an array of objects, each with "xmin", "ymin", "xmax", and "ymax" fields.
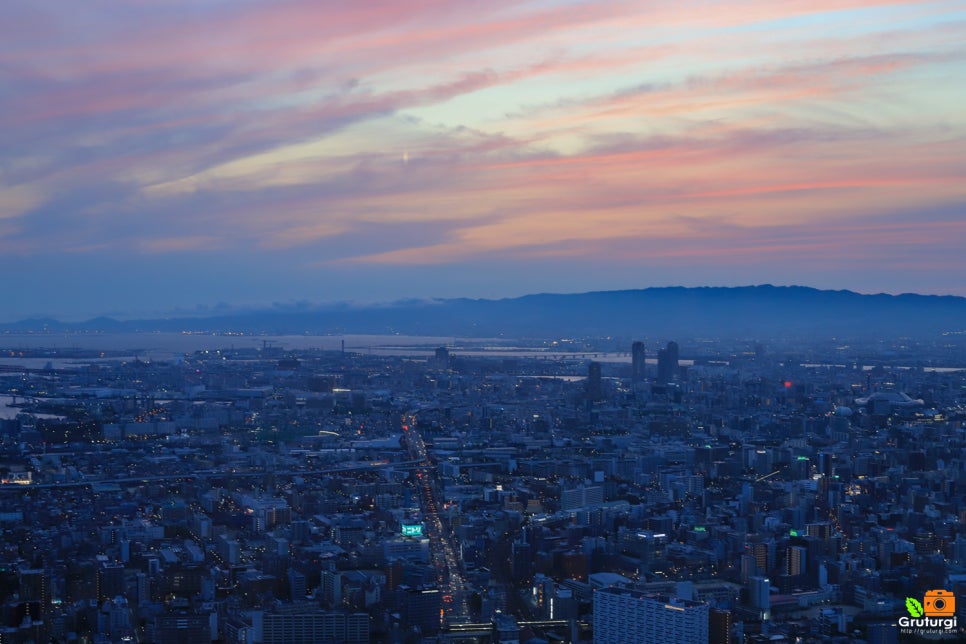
[{"xmin": 924, "ymin": 590, "xmax": 956, "ymax": 616}]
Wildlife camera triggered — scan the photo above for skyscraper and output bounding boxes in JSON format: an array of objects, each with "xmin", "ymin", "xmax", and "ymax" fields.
[
  {"xmin": 631, "ymin": 341, "xmax": 646, "ymax": 383},
  {"xmin": 587, "ymin": 361, "xmax": 602, "ymax": 401},
  {"xmin": 18, "ymin": 568, "xmax": 50, "ymax": 616},
  {"xmin": 97, "ymin": 562, "xmax": 125, "ymax": 604},
  {"xmin": 657, "ymin": 341, "xmax": 679, "ymax": 384},
  {"xmin": 786, "ymin": 545, "xmax": 807, "ymax": 577},
  {"xmin": 288, "ymin": 568, "xmax": 307, "ymax": 601},
  {"xmin": 511, "ymin": 540, "xmax": 532, "ymax": 583},
  {"xmin": 750, "ymin": 576, "xmax": 771, "ymax": 618},
  {"xmin": 709, "ymin": 608, "xmax": 731, "ymax": 644},
  {"xmin": 434, "ymin": 346, "xmax": 450, "ymax": 369}
]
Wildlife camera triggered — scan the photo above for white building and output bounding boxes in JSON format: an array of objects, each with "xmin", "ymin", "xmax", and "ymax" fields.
[{"xmin": 593, "ymin": 587, "xmax": 709, "ymax": 644}]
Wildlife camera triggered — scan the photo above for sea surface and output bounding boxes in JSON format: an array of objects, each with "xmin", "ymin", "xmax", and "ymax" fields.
[
  {"xmin": 0, "ymin": 332, "xmax": 644, "ymax": 363},
  {"xmin": 1, "ymin": 332, "xmax": 956, "ymax": 370}
]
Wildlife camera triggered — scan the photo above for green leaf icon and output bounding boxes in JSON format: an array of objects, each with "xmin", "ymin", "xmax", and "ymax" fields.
[{"xmin": 906, "ymin": 597, "xmax": 924, "ymax": 618}]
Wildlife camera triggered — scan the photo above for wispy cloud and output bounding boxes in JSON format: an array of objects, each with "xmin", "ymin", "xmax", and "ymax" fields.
[{"xmin": 1, "ymin": 0, "xmax": 964, "ymax": 318}]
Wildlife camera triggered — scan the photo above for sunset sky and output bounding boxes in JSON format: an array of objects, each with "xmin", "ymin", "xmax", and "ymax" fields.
[{"xmin": 2, "ymin": 0, "xmax": 965, "ymax": 320}]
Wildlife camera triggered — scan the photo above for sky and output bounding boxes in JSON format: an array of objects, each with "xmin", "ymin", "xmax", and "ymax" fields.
[{"xmin": 2, "ymin": 0, "xmax": 965, "ymax": 321}]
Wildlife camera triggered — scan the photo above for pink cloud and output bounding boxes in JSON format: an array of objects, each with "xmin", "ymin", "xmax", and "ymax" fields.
[
  {"xmin": 138, "ymin": 236, "xmax": 224, "ymax": 254},
  {"xmin": 2, "ymin": 0, "xmax": 963, "ymax": 281}
]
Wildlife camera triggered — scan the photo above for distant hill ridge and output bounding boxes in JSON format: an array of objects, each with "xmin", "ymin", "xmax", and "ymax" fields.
[{"xmin": 4, "ymin": 285, "xmax": 965, "ymax": 338}]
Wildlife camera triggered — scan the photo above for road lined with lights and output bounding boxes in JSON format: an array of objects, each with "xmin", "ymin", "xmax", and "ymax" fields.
[{"xmin": 402, "ymin": 415, "xmax": 468, "ymax": 622}]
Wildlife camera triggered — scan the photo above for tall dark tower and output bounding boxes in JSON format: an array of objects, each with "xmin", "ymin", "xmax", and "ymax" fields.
[
  {"xmin": 667, "ymin": 341, "xmax": 678, "ymax": 367},
  {"xmin": 434, "ymin": 346, "xmax": 450, "ymax": 369},
  {"xmin": 631, "ymin": 341, "xmax": 646, "ymax": 382},
  {"xmin": 657, "ymin": 341, "xmax": 679, "ymax": 384},
  {"xmin": 709, "ymin": 607, "xmax": 732, "ymax": 644},
  {"xmin": 97, "ymin": 561, "xmax": 125, "ymax": 604},
  {"xmin": 587, "ymin": 361, "xmax": 603, "ymax": 401},
  {"xmin": 18, "ymin": 568, "xmax": 50, "ymax": 617}
]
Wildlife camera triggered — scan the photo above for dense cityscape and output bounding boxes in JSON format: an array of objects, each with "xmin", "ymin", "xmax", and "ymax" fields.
[
  {"xmin": 1, "ymin": 331, "xmax": 964, "ymax": 643},
  {"xmin": 5, "ymin": 1, "xmax": 963, "ymax": 643}
]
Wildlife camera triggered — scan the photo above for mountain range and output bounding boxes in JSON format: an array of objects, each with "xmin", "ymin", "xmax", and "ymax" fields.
[{"xmin": 4, "ymin": 285, "xmax": 965, "ymax": 339}]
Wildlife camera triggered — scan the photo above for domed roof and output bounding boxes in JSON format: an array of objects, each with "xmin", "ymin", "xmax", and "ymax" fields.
[{"xmin": 854, "ymin": 391, "xmax": 924, "ymax": 407}]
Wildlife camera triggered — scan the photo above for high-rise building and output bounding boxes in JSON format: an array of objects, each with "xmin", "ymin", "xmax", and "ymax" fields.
[
  {"xmin": 511, "ymin": 540, "xmax": 532, "ymax": 583},
  {"xmin": 99, "ymin": 596, "xmax": 131, "ymax": 637},
  {"xmin": 750, "ymin": 576, "xmax": 770, "ymax": 616},
  {"xmin": 320, "ymin": 569, "xmax": 343, "ymax": 608},
  {"xmin": 708, "ymin": 608, "xmax": 732, "ymax": 644},
  {"xmin": 750, "ymin": 541, "xmax": 774, "ymax": 574},
  {"xmin": 593, "ymin": 588, "xmax": 709, "ymax": 644},
  {"xmin": 18, "ymin": 568, "xmax": 49, "ymax": 616},
  {"xmin": 97, "ymin": 561, "xmax": 126, "ymax": 604},
  {"xmin": 396, "ymin": 585, "xmax": 442, "ymax": 634},
  {"xmin": 786, "ymin": 545, "xmax": 807, "ymax": 577},
  {"xmin": 805, "ymin": 522, "xmax": 833, "ymax": 540},
  {"xmin": 434, "ymin": 346, "xmax": 450, "ymax": 368},
  {"xmin": 288, "ymin": 568, "xmax": 307, "ymax": 601},
  {"xmin": 587, "ymin": 361, "xmax": 603, "ymax": 401},
  {"xmin": 657, "ymin": 341, "xmax": 679, "ymax": 383},
  {"xmin": 618, "ymin": 529, "xmax": 667, "ymax": 563},
  {"xmin": 290, "ymin": 520, "xmax": 310, "ymax": 543},
  {"xmin": 631, "ymin": 341, "xmax": 646, "ymax": 382},
  {"xmin": 740, "ymin": 553, "xmax": 758, "ymax": 584},
  {"xmin": 136, "ymin": 572, "xmax": 151, "ymax": 605}
]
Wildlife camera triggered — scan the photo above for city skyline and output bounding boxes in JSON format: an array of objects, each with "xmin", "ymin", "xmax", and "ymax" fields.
[{"xmin": 3, "ymin": 1, "xmax": 965, "ymax": 320}]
